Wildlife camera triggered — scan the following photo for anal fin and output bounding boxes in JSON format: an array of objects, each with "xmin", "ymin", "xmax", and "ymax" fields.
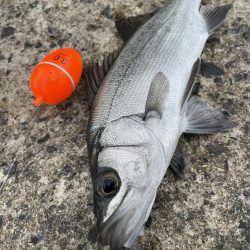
[
  {"xmin": 183, "ymin": 96, "xmax": 234, "ymax": 134},
  {"xmin": 170, "ymin": 146, "xmax": 191, "ymax": 180}
]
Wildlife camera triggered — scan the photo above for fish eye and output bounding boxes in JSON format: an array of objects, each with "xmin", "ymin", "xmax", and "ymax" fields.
[{"xmin": 96, "ymin": 171, "xmax": 121, "ymax": 198}]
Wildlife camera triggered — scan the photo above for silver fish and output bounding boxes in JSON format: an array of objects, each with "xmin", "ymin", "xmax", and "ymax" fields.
[{"xmin": 86, "ymin": 0, "xmax": 233, "ymax": 249}]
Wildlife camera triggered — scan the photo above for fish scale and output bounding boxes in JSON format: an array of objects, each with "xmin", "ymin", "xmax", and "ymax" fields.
[{"xmin": 90, "ymin": 2, "xmax": 204, "ymax": 132}]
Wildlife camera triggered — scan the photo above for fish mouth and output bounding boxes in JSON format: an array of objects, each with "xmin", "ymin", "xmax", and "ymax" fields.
[{"xmin": 97, "ymin": 186, "xmax": 156, "ymax": 249}]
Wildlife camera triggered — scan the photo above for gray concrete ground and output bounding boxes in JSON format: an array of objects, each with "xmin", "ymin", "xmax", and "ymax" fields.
[{"xmin": 0, "ymin": 0, "xmax": 249, "ymax": 249}]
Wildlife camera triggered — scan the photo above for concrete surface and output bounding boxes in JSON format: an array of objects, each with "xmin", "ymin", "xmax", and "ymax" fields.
[{"xmin": 0, "ymin": 0, "xmax": 249, "ymax": 249}]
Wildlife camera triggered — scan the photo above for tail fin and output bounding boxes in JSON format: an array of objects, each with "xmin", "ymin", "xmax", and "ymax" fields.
[
  {"xmin": 200, "ymin": 4, "xmax": 232, "ymax": 35},
  {"xmin": 182, "ymin": 96, "xmax": 234, "ymax": 134}
]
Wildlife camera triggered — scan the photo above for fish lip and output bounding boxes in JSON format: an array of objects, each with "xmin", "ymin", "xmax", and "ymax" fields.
[
  {"xmin": 96, "ymin": 187, "xmax": 132, "ymax": 246},
  {"xmin": 96, "ymin": 186, "xmax": 156, "ymax": 249}
]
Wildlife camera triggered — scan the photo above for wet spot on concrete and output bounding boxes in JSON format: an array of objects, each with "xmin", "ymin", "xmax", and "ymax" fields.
[
  {"xmin": 0, "ymin": 111, "xmax": 8, "ymax": 126},
  {"xmin": 243, "ymin": 190, "xmax": 250, "ymax": 198},
  {"xmin": 35, "ymin": 41, "xmax": 42, "ymax": 48},
  {"xmin": 1, "ymin": 26, "xmax": 16, "ymax": 39},
  {"xmin": 76, "ymin": 243, "xmax": 87, "ymax": 250},
  {"xmin": 233, "ymin": 72, "xmax": 248, "ymax": 82},
  {"xmin": 12, "ymin": 230, "xmax": 21, "ymax": 240},
  {"xmin": 207, "ymin": 36, "xmax": 220, "ymax": 45},
  {"xmin": 37, "ymin": 134, "xmax": 50, "ymax": 144},
  {"xmin": 24, "ymin": 42, "xmax": 33, "ymax": 48},
  {"xmin": 242, "ymin": 27, "xmax": 250, "ymax": 41},
  {"xmin": 30, "ymin": 234, "xmax": 43, "ymax": 245},
  {"xmin": 59, "ymin": 164, "xmax": 73, "ymax": 176},
  {"xmin": 49, "ymin": 42, "xmax": 57, "ymax": 48},
  {"xmin": 8, "ymin": 54, "xmax": 13, "ymax": 63},
  {"xmin": 245, "ymin": 233, "xmax": 250, "ymax": 243},
  {"xmin": 0, "ymin": 215, "xmax": 3, "ymax": 229},
  {"xmin": 59, "ymin": 238, "xmax": 68, "ymax": 249},
  {"xmin": 57, "ymin": 38, "xmax": 67, "ymax": 47},
  {"xmin": 0, "ymin": 52, "xmax": 4, "ymax": 60},
  {"xmin": 243, "ymin": 123, "xmax": 250, "ymax": 135},
  {"xmin": 225, "ymin": 60, "xmax": 236, "ymax": 69},
  {"xmin": 3, "ymin": 161, "xmax": 18, "ymax": 177},
  {"xmin": 86, "ymin": 24, "xmax": 99, "ymax": 31},
  {"xmin": 29, "ymin": 1, "xmax": 39, "ymax": 9},
  {"xmin": 215, "ymin": 244, "xmax": 224, "ymax": 250},
  {"xmin": 186, "ymin": 211, "xmax": 198, "ymax": 221},
  {"xmin": 203, "ymin": 199, "xmax": 209, "ymax": 206},
  {"xmin": 101, "ymin": 5, "xmax": 112, "ymax": 19},
  {"xmin": 15, "ymin": 12, "xmax": 22, "ymax": 18},
  {"xmin": 201, "ymin": 62, "xmax": 224, "ymax": 78},
  {"xmin": 214, "ymin": 77, "xmax": 223, "ymax": 85},
  {"xmin": 58, "ymin": 222, "xmax": 69, "ymax": 234},
  {"xmin": 206, "ymin": 143, "xmax": 225, "ymax": 156},
  {"xmin": 222, "ymin": 99, "xmax": 236, "ymax": 115},
  {"xmin": 46, "ymin": 145, "xmax": 57, "ymax": 153},
  {"xmin": 229, "ymin": 200, "xmax": 243, "ymax": 214},
  {"xmin": 18, "ymin": 213, "xmax": 31, "ymax": 222},
  {"xmin": 47, "ymin": 26, "xmax": 62, "ymax": 39},
  {"xmin": 238, "ymin": 220, "xmax": 250, "ymax": 230}
]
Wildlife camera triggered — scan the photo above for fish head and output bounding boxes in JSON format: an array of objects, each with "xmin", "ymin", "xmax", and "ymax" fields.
[{"xmin": 91, "ymin": 117, "xmax": 165, "ymax": 249}]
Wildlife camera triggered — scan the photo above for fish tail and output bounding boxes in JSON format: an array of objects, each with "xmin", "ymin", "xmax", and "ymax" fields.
[{"xmin": 200, "ymin": 4, "xmax": 232, "ymax": 35}]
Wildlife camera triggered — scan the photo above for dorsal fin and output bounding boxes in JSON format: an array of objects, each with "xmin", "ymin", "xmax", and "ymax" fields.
[
  {"xmin": 145, "ymin": 72, "xmax": 169, "ymax": 118},
  {"xmin": 115, "ymin": 11, "xmax": 157, "ymax": 42},
  {"xmin": 181, "ymin": 58, "xmax": 200, "ymax": 108},
  {"xmin": 85, "ymin": 51, "xmax": 118, "ymax": 107}
]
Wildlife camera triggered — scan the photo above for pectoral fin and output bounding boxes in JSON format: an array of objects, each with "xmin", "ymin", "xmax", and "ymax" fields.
[
  {"xmin": 169, "ymin": 146, "xmax": 191, "ymax": 180},
  {"xmin": 200, "ymin": 4, "xmax": 232, "ymax": 35},
  {"xmin": 145, "ymin": 72, "xmax": 169, "ymax": 118},
  {"xmin": 183, "ymin": 96, "xmax": 234, "ymax": 134}
]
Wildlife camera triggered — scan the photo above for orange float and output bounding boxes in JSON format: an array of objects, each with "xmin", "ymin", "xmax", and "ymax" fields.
[{"xmin": 30, "ymin": 48, "xmax": 83, "ymax": 106}]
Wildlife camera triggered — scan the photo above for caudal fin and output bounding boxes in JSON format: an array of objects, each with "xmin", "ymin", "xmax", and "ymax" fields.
[
  {"xmin": 200, "ymin": 4, "xmax": 232, "ymax": 35},
  {"xmin": 182, "ymin": 96, "xmax": 234, "ymax": 134}
]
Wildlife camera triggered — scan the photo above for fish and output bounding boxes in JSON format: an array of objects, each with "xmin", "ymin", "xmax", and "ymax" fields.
[{"xmin": 85, "ymin": 0, "xmax": 233, "ymax": 249}]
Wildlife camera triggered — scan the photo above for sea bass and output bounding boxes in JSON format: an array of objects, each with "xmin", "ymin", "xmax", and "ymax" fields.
[{"xmin": 86, "ymin": 0, "xmax": 233, "ymax": 249}]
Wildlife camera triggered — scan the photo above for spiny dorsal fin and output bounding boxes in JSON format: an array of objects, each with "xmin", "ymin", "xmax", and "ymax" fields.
[
  {"xmin": 169, "ymin": 145, "xmax": 191, "ymax": 180},
  {"xmin": 181, "ymin": 58, "xmax": 200, "ymax": 108},
  {"xmin": 200, "ymin": 4, "xmax": 232, "ymax": 35},
  {"xmin": 115, "ymin": 11, "xmax": 157, "ymax": 42},
  {"xmin": 145, "ymin": 72, "xmax": 169, "ymax": 118},
  {"xmin": 183, "ymin": 96, "xmax": 234, "ymax": 134},
  {"xmin": 85, "ymin": 51, "xmax": 118, "ymax": 107}
]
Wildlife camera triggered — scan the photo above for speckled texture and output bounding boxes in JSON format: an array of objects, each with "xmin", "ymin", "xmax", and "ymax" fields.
[{"xmin": 0, "ymin": 0, "xmax": 249, "ymax": 249}]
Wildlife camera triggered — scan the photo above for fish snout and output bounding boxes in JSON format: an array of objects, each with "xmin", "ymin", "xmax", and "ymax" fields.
[
  {"xmin": 96, "ymin": 188, "xmax": 157, "ymax": 249},
  {"xmin": 98, "ymin": 215, "xmax": 142, "ymax": 249}
]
